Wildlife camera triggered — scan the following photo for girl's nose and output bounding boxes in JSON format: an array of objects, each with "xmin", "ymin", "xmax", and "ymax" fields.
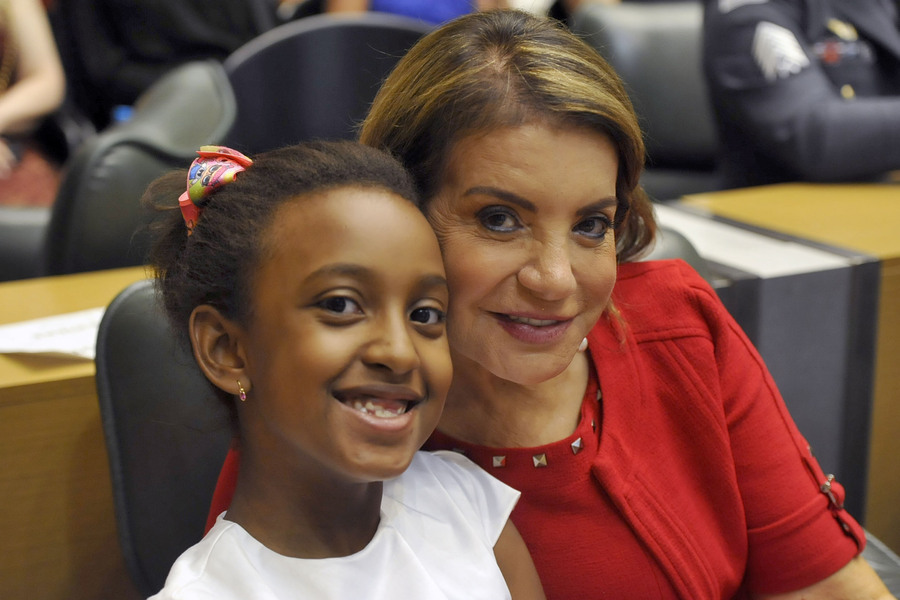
[{"xmin": 361, "ymin": 314, "xmax": 420, "ymax": 374}]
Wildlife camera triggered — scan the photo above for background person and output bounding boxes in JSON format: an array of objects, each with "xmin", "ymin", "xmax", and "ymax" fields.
[
  {"xmin": 0, "ymin": 0, "xmax": 65, "ymax": 206},
  {"xmin": 278, "ymin": 0, "xmax": 509, "ymax": 25},
  {"xmin": 55, "ymin": 0, "xmax": 277, "ymax": 129},
  {"xmin": 703, "ymin": 0, "xmax": 900, "ymax": 188},
  {"xmin": 145, "ymin": 141, "xmax": 544, "ymax": 599}
]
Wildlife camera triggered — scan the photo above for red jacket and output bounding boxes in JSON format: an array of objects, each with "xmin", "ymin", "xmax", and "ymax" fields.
[{"xmin": 208, "ymin": 260, "xmax": 863, "ymax": 598}]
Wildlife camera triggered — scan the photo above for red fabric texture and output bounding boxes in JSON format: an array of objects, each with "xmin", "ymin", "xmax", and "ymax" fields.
[
  {"xmin": 205, "ymin": 259, "xmax": 864, "ymax": 598},
  {"xmin": 205, "ymin": 441, "xmax": 240, "ymax": 533}
]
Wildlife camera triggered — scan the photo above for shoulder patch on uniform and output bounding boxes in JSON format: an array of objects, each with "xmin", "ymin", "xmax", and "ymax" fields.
[
  {"xmin": 752, "ymin": 21, "xmax": 810, "ymax": 82},
  {"xmin": 718, "ymin": 0, "xmax": 768, "ymax": 14}
]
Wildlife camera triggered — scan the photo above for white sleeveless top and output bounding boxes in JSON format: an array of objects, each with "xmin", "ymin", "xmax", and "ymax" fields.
[{"xmin": 150, "ymin": 450, "xmax": 519, "ymax": 599}]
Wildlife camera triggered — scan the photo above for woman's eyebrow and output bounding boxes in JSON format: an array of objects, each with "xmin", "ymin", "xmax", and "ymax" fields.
[
  {"xmin": 465, "ymin": 186, "xmax": 618, "ymax": 217},
  {"xmin": 464, "ymin": 186, "xmax": 535, "ymax": 211},
  {"xmin": 576, "ymin": 197, "xmax": 618, "ymax": 218}
]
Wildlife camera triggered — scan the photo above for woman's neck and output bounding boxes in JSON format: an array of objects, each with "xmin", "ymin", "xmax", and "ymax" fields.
[
  {"xmin": 438, "ymin": 350, "xmax": 590, "ymax": 448},
  {"xmin": 226, "ymin": 448, "xmax": 383, "ymax": 559}
]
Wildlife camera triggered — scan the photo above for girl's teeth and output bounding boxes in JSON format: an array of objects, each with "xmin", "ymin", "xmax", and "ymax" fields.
[
  {"xmin": 508, "ymin": 315, "xmax": 557, "ymax": 326},
  {"xmin": 350, "ymin": 400, "xmax": 405, "ymax": 418}
]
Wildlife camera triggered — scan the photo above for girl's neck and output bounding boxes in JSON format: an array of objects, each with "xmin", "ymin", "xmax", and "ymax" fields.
[
  {"xmin": 226, "ymin": 449, "xmax": 383, "ymax": 559},
  {"xmin": 437, "ymin": 350, "xmax": 590, "ymax": 448}
]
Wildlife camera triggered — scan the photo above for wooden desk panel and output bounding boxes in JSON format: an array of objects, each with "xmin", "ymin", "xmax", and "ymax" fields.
[
  {"xmin": 681, "ymin": 183, "xmax": 900, "ymax": 552},
  {"xmin": 680, "ymin": 183, "xmax": 900, "ymax": 259},
  {"xmin": 867, "ymin": 257, "xmax": 900, "ymax": 550},
  {"xmin": 0, "ymin": 267, "xmax": 147, "ymax": 600}
]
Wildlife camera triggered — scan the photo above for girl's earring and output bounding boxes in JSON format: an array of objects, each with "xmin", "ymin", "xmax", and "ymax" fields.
[
  {"xmin": 578, "ymin": 337, "xmax": 589, "ymax": 352},
  {"xmin": 237, "ymin": 380, "xmax": 248, "ymax": 402}
]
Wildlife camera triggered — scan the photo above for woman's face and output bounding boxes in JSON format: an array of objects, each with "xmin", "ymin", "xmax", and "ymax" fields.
[
  {"xmin": 238, "ymin": 187, "xmax": 451, "ymax": 483},
  {"xmin": 427, "ymin": 123, "xmax": 619, "ymax": 385}
]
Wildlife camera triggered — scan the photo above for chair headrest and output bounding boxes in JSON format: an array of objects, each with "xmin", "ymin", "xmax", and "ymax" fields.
[{"xmin": 571, "ymin": 2, "xmax": 717, "ymax": 169}]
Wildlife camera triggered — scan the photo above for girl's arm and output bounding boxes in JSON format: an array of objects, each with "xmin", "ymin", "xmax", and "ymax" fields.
[{"xmin": 494, "ymin": 519, "xmax": 546, "ymax": 600}]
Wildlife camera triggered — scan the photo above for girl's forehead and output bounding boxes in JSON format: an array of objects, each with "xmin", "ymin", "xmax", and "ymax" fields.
[{"xmin": 262, "ymin": 188, "xmax": 440, "ymax": 269}]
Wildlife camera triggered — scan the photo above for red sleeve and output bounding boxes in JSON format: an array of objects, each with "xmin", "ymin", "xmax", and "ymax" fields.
[
  {"xmin": 205, "ymin": 445, "xmax": 240, "ymax": 533},
  {"xmin": 684, "ymin": 263, "xmax": 865, "ymax": 592}
]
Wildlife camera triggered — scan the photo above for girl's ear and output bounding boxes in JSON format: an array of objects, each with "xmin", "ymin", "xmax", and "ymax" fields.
[{"xmin": 189, "ymin": 304, "xmax": 249, "ymax": 398}]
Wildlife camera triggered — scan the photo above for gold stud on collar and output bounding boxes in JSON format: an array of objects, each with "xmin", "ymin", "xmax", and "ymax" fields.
[{"xmin": 533, "ymin": 453, "xmax": 548, "ymax": 468}]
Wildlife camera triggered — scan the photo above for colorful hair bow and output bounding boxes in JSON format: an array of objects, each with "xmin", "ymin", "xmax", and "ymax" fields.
[{"xmin": 178, "ymin": 145, "xmax": 253, "ymax": 235}]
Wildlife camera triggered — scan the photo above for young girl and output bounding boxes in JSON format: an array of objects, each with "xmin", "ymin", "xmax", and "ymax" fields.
[{"xmin": 143, "ymin": 141, "xmax": 544, "ymax": 599}]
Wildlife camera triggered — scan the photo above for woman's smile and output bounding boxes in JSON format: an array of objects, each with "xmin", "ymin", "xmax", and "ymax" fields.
[{"xmin": 492, "ymin": 311, "xmax": 573, "ymax": 345}]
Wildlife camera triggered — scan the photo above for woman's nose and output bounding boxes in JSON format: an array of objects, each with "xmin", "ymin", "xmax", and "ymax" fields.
[
  {"xmin": 516, "ymin": 240, "xmax": 578, "ymax": 300},
  {"xmin": 361, "ymin": 314, "xmax": 420, "ymax": 374}
]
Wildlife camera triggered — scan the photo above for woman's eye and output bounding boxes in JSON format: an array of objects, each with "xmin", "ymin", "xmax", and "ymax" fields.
[
  {"xmin": 318, "ymin": 296, "xmax": 361, "ymax": 315},
  {"xmin": 410, "ymin": 306, "xmax": 445, "ymax": 325},
  {"xmin": 574, "ymin": 215, "xmax": 612, "ymax": 239},
  {"xmin": 477, "ymin": 207, "xmax": 520, "ymax": 232}
]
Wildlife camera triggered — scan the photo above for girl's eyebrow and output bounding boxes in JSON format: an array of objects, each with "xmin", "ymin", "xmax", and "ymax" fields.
[
  {"xmin": 464, "ymin": 186, "xmax": 618, "ymax": 217},
  {"xmin": 306, "ymin": 263, "xmax": 373, "ymax": 283},
  {"xmin": 305, "ymin": 264, "xmax": 448, "ymax": 291},
  {"xmin": 417, "ymin": 274, "xmax": 450, "ymax": 293}
]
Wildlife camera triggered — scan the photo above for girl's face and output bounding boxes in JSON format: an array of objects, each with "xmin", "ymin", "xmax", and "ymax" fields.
[
  {"xmin": 427, "ymin": 123, "xmax": 619, "ymax": 386},
  {"xmin": 238, "ymin": 187, "xmax": 451, "ymax": 483}
]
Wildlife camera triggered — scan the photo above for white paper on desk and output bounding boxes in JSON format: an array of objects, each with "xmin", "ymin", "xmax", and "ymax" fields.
[{"xmin": 0, "ymin": 307, "xmax": 105, "ymax": 360}]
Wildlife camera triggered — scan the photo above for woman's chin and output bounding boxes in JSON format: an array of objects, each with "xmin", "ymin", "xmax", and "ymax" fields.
[{"xmin": 491, "ymin": 352, "xmax": 576, "ymax": 386}]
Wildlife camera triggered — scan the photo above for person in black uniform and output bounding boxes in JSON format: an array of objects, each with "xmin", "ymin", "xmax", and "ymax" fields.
[{"xmin": 703, "ymin": 0, "xmax": 900, "ymax": 188}]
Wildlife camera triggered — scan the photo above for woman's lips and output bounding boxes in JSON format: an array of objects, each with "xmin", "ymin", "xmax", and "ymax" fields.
[{"xmin": 493, "ymin": 311, "xmax": 572, "ymax": 344}]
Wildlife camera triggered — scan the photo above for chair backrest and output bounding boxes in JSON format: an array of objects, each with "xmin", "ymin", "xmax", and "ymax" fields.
[
  {"xmin": 43, "ymin": 59, "xmax": 237, "ymax": 276},
  {"xmin": 95, "ymin": 279, "xmax": 233, "ymax": 597},
  {"xmin": 643, "ymin": 225, "xmax": 717, "ymax": 284},
  {"xmin": 570, "ymin": 2, "xmax": 720, "ymax": 200},
  {"xmin": 222, "ymin": 12, "xmax": 432, "ymax": 155}
]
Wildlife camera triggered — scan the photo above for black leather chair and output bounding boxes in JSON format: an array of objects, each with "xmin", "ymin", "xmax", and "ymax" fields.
[
  {"xmin": 0, "ymin": 59, "xmax": 237, "ymax": 282},
  {"xmin": 570, "ymin": 2, "xmax": 721, "ymax": 201},
  {"xmin": 95, "ymin": 278, "xmax": 232, "ymax": 598},
  {"xmin": 222, "ymin": 12, "xmax": 433, "ymax": 155}
]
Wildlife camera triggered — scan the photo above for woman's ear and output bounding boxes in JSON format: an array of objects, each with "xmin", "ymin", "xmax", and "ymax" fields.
[{"xmin": 189, "ymin": 305, "xmax": 249, "ymax": 398}]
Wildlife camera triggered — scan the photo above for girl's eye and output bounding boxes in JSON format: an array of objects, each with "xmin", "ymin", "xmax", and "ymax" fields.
[
  {"xmin": 318, "ymin": 296, "xmax": 362, "ymax": 315},
  {"xmin": 477, "ymin": 206, "xmax": 520, "ymax": 232},
  {"xmin": 410, "ymin": 306, "xmax": 445, "ymax": 326},
  {"xmin": 574, "ymin": 215, "xmax": 612, "ymax": 239}
]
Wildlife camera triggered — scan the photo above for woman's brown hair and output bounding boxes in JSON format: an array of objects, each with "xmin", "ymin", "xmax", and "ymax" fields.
[{"xmin": 359, "ymin": 9, "xmax": 656, "ymax": 263}]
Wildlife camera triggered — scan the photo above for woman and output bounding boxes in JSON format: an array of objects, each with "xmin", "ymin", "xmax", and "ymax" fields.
[{"xmin": 210, "ymin": 9, "xmax": 894, "ymax": 599}]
